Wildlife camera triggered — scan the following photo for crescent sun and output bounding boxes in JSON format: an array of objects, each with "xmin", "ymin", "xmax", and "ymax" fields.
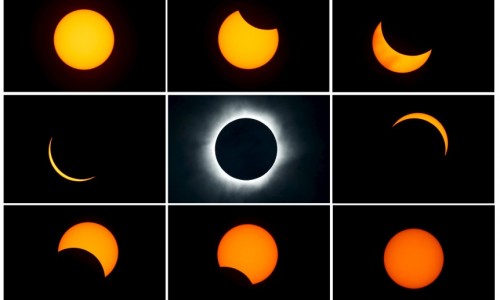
[
  {"xmin": 49, "ymin": 137, "xmax": 95, "ymax": 182},
  {"xmin": 372, "ymin": 21, "xmax": 432, "ymax": 73},
  {"xmin": 393, "ymin": 113, "xmax": 448, "ymax": 155}
]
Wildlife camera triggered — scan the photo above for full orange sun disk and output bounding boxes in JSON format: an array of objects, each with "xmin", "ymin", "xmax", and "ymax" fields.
[
  {"xmin": 217, "ymin": 224, "xmax": 278, "ymax": 284},
  {"xmin": 384, "ymin": 228, "xmax": 444, "ymax": 289}
]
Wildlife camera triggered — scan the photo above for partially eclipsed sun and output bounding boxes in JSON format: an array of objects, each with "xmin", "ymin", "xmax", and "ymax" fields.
[
  {"xmin": 218, "ymin": 11, "xmax": 279, "ymax": 69},
  {"xmin": 48, "ymin": 137, "xmax": 95, "ymax": 182},
  {"xmin": 58, "ymin": 222, "xmax": 119, "ymax": 277},
  {"xmin": 372, "ymin": 22, "xmax": 431, "ymax": 73},
  {"xmin": 393, "ymin": 112, "xmax": 448, "ymax": 156},
  {"xmin": 217, "ymin": 224, "xmax": 278, "ymax": 284}
]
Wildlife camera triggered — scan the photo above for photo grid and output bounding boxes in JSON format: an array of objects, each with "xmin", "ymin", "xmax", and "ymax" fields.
[{"xmin": 1, "ymin": 0, "xmax": 496, "ymax": 299}]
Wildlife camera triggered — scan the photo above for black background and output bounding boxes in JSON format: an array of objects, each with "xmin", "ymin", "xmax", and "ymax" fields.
[
  {"xmin": 169, "ymin": 205, "xmax": 330, "ymax": 300},
  {"xmin": 332, "ymin": 0, "xmax": 493, "ymax": 91},
  {"xmin": 4, "ymin": 96, "xmax": 166, "ymax": 203},
  {"xmin": 168, "ymin": 96, "xmax": 330, "ymax": 203},
  {"xmin": 4, "ymin": 205, "xmax": 166, "ymax": 300},
  {"xmin": 332, "ymin": 205, "xmax": 493, "ymax": 300},
  {"xmin": 168, "ymin": 0, "xmax": 329, "ymax": 91},
  {"xmin": 332, "ymin": 95, "xmax": 493, "ymax": 203},
  {"xmin": 4, "ymin": 0, "xmax": 165, "ymax": 91}
]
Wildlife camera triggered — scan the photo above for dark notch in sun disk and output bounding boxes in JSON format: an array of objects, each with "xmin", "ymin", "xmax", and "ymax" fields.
[{"xmin": 215, "ymin": 118, "xmax": 277, "ymax": 180}]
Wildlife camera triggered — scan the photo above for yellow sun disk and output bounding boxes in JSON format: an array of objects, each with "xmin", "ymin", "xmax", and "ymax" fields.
[
  {"xmin": 372, "ymin": 22, "xmax": 431, "ymax": 73},
  {"xmin": 58, "ymin": 222, "xmax": 119, "ymax": 277},
  {"xmin": 48, "ymin": 138, "xmax": 95, "ymax": 182},
  {"xmin": 217, "ymin": 224, "xmax": 278, "ymax": 284},
  {"xmin": 54, "ymin": 9, "xmax": 114, "ymax": 70},
  {"xmin": 393, "ymin": 113, "xmax": 448, "ymax": 155},
  {"xmin": 218, "ymin": 11, "xmax": 279, "ymax": 69}
]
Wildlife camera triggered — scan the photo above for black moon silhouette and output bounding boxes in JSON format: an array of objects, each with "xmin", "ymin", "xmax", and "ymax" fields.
[{"xmin": 215, "ymin": 118, "xmax": 277, "ymax": 180}]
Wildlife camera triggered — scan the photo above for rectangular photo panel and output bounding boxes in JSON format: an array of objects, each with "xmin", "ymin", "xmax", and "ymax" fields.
[
  {"xmin": 4, "ymin": 205, "xmax": 166, "ymax": 300},
  {"xmin": 168, "ymin": 0, "xmax": 329, "ymax": 91},
  {"xmin": 332, "ymin": 95, "xmax": 493, "ymax": 203},
  {"xmin": 4, "ymin": 95, "xmax": 166, "ymax": 203},
  {"xmin": 168, "ymin": 95, "xmax": 331, "ymax": 203},
  {"xmin": 332, "ymin": 205, "xmax": 493, "ymax": 300},
  {"xmin": 332, "ymin": 0, "xmax": 493, "ymax": 91},
  {"xmin": 168, "ymin": 205, "xmax": 330, "ymax": 300},
  {"xmin": 4, "ymin": 0, "xmax": 165, "ymax": 91}
]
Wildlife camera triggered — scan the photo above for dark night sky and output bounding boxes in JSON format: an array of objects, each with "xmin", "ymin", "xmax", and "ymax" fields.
[
  {"xmin": 168, "ymin": 96, "xmax": 330, "ymax": 203},
  {"xmin": 332, "ymin": 95, "xmax": 493, "ymax": 203},
  {"xmin": 332, "ymin": 0, "xmax": 493, "ymax": 91},
  {"xmin": 4, "ymin": 205, "xmax": 166, "ymax": 300},
  {"xmin": 4, "ymin": 96, "xmax": 166, "ymax": 203},
  {"xmin": 169, "ymin": 205, "xmax": 330, "ymax": 300},
  {"xmin": 4, "ymin": 0, "xmax": 165, "ymax": 91},
  {"xmin": 332, "ymin": 205, "xmax": 493, "ymax": 300},
  {"xmin": 168, "ymin": 0, "xmax": 329, "ymax": 91}
]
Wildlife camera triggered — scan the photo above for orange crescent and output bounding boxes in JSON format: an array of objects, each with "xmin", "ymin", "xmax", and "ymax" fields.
[
  {"xmin": 393, "ymin": 112, "xmax": 448, "ymax": 155},
  {"xmin": 372, "ymin": 22, "xmax": 431, "ymax": 73}
]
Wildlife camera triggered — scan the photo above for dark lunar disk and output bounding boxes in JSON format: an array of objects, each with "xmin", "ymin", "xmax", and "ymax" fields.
[{"xmin": 215, "ymin": 118, "xmax": 277, "ymax": 180}]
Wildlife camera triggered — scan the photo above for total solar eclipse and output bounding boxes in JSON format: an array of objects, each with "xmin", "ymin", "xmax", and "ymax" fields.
[{"xmin": 215, "ymin": 118, "xmax": 277, "ymax": 180}]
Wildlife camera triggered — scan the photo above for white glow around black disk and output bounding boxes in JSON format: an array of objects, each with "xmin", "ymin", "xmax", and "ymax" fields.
[{"xmin": 201, "ymin": 99, "xmax": 296, "ymax": 193}]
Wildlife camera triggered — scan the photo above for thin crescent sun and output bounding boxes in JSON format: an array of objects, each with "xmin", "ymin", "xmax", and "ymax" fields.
[
  {"xmin": 372, "ymin": 21, "xmax": 431, "ymax": 73},
  {"xmin": 58, "ymin": 222, "xmax": 119, "ymax": 277},
  {"xmin": 49, "ymin": 137, "xmax": 95, "ymax": 182},
  {"xmin": 393, "ymin": 113, "xmax": 448, "ymax": 155},
  {"xmin": 218, "ymin": 10, "xmax": 279, "ymax": 69}
]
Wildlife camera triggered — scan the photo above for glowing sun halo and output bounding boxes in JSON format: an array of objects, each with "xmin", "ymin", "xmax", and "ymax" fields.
[
  {"xmin": 54, "ymin": 9, "xmax": 114, "ymax": 70},
  {"xmin": 205, "ymin": 103, "xmax": 290, "ymax": 190}
]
